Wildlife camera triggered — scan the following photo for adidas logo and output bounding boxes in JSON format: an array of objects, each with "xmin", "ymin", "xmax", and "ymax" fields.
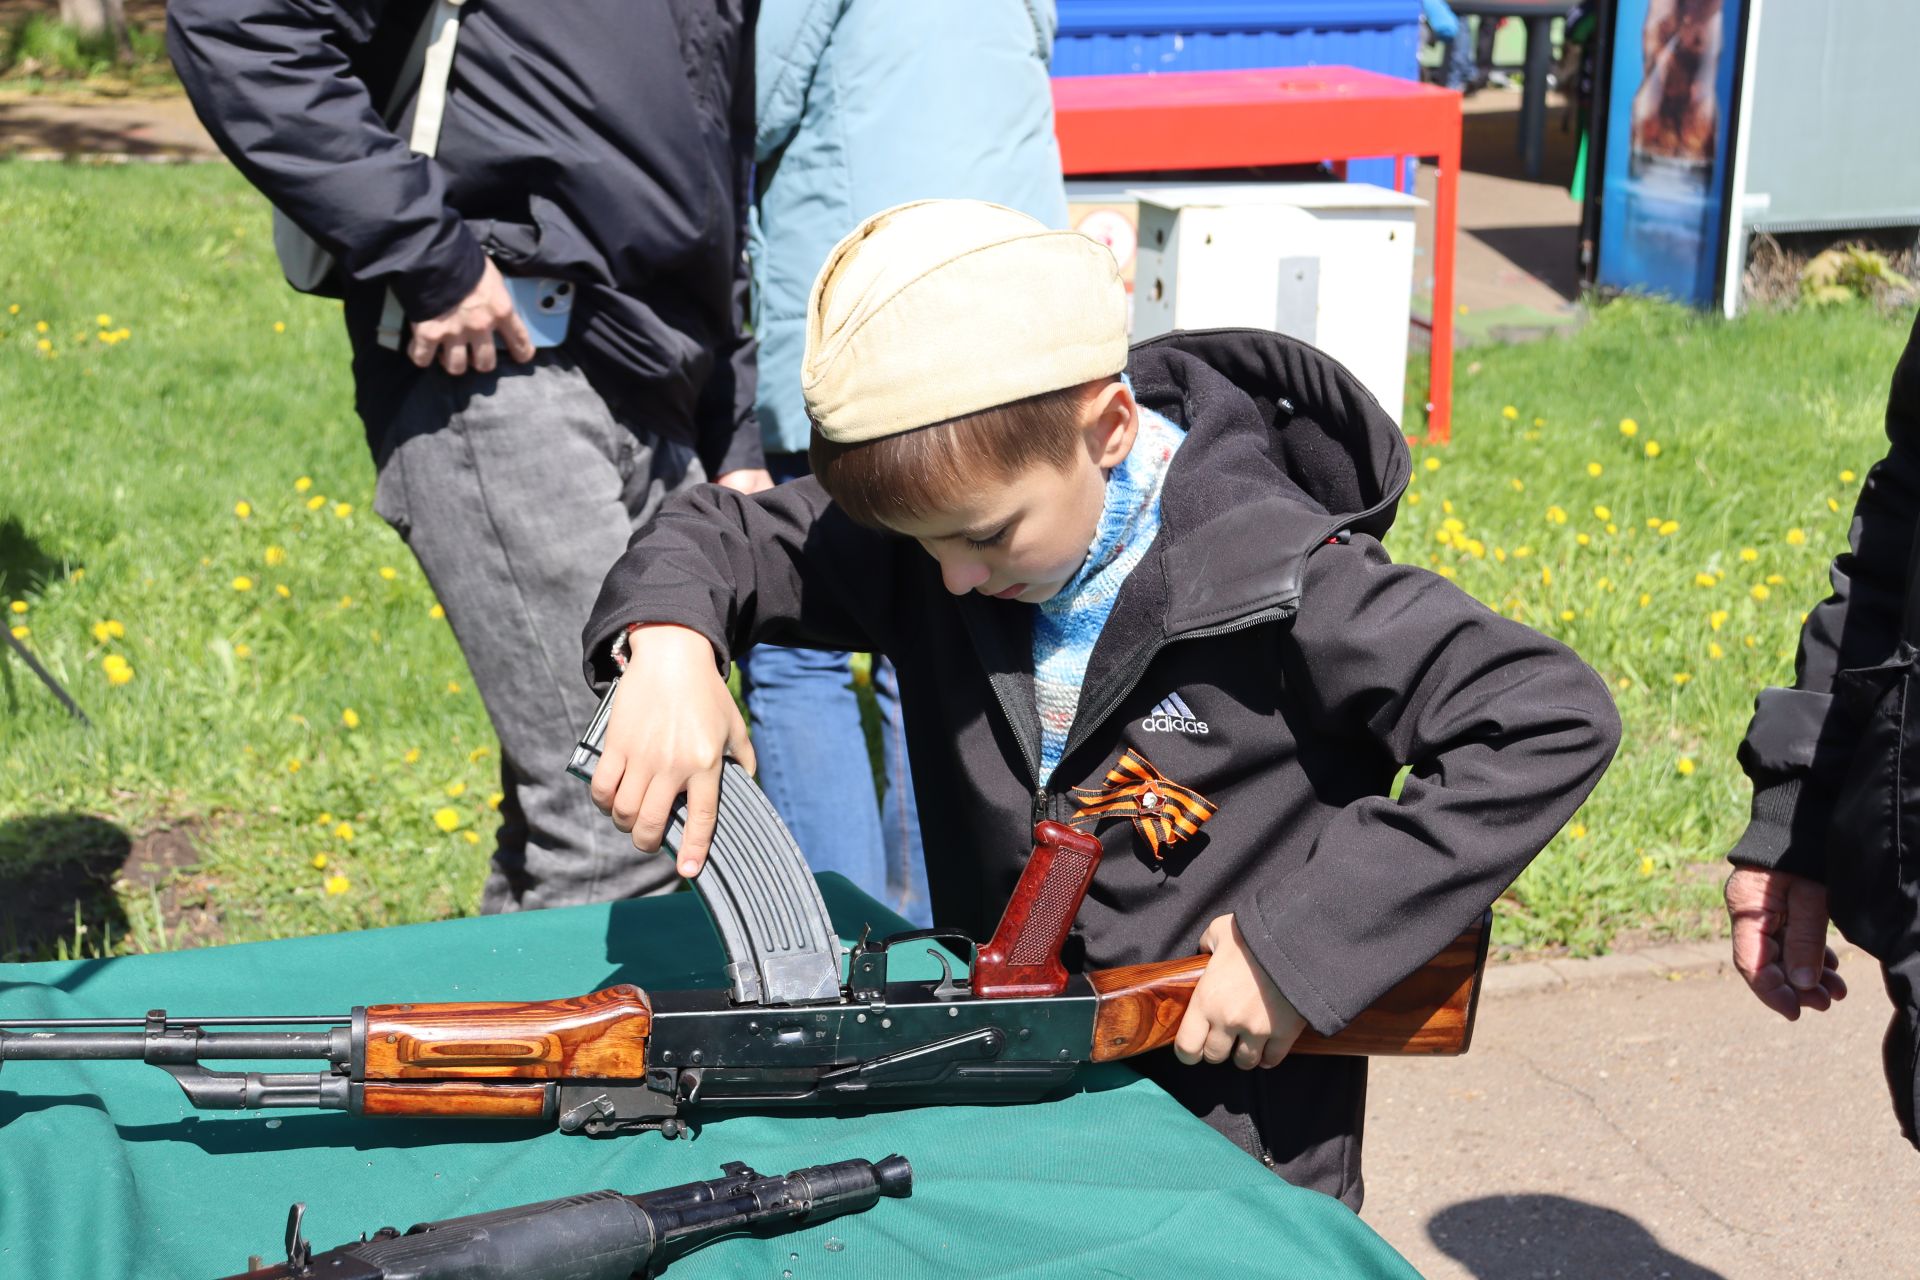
[{"xmin": 1141, "ymin": 691, "xmax": 1209, "ymax": 736}]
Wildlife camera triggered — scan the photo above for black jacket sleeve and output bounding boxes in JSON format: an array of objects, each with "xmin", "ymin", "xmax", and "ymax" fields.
[
  {"xmin": 1247, "ymin": 537, "xmax": 1621, "ymax": 1035},
  {"xmin": 1729, "ymin": 313, "xmax": 1920, "ymax": 878},
  {"xmin": 694, "ymin": 2, "xmax": 764, "ymax": 479},
  {"xmin": 166, "ymin": 0, "xmax": 485, "ymax": 319},
  {"xmin": 581, "ymin": 477, "xmax": 891, "ymax": 690}
]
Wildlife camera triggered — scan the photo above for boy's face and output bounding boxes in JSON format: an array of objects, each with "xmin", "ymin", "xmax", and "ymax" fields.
[{"xmin": 885, "ymin": 382, "xmax": 1139, "ymax": 605}]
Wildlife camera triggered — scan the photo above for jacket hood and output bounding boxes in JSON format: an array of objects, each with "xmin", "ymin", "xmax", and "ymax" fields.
[{"xmin": 1126, "ymin": 328, "xmax": 1412, "ymax": 633}]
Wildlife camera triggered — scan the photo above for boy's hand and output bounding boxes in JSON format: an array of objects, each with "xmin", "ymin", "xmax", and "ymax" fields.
[
  {"xmin": 1174, "ymin": 914, "xmax": 1305, "ymax": 1070},
  {"xmin": 587, "ymin": 624, "xmax": 755, "ymax": 878}
]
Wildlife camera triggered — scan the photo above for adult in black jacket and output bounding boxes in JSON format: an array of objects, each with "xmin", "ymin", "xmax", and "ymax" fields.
[
  {"xmin": 167, "ymin": 0, "xmax": 768, "ymax": 911},
  {"xmin": 1727, "ymin": 312, "xmax": 1920, "ymax": 1150}
]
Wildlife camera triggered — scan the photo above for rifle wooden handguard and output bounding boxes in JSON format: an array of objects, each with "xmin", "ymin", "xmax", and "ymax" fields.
[
  {"xmin": 363, "ymin": 985, "xmax": 653, "ymax": 1080},
  {"xmin": 1086, "ymin": 916, "xmax": 1489, "ymax": 1061}
]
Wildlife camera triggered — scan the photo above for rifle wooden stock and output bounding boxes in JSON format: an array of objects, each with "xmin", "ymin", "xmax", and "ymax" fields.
[{"xmin": 1086, "ymin": 915, "xmax": 1489, "ymax": 1061}]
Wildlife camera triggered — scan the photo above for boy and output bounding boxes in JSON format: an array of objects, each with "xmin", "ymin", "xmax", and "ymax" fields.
[{"xmin": 582, "ymin": 201, "xmax": 1620, "ymax": 1207}]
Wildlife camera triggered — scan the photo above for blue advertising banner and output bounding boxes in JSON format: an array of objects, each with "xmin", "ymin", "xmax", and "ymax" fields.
[{"xmin": 1597, "ymin": 0, "xmax": 1745, "ymax": 307}]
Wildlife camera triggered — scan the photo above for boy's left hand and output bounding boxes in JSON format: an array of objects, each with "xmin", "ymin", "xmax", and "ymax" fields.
[{"xmin": 1174, "ymin": 914, "xmax": 1305, "ymax": 1070}]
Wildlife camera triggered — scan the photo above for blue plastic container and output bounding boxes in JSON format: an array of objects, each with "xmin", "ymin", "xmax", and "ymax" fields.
[{"xmin": 1052, "ymin": 0, "xmax": 1424, "ymax": 189}]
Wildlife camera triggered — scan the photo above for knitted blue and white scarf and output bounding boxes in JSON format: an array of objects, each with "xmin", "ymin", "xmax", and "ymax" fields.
[{"xmin": 1033, "ymin": 404, "xmax": 1186, "ymax": 784}]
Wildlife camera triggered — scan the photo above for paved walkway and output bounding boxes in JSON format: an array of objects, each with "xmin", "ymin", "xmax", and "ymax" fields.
[{"xmin": 1362, "ymin": 942, "xmax": 1920, "ymax": 1277}]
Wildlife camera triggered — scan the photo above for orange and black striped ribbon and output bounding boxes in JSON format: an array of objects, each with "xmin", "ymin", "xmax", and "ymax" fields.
[{"xmin": 1069, "ymin": 749, "xmax": 1215, "ymax": 859}]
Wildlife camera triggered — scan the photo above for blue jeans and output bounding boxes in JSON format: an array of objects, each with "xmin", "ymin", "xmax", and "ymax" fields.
[{"xmin": 734, "ymin": 454, "xmax": 932, "ymax": 927}]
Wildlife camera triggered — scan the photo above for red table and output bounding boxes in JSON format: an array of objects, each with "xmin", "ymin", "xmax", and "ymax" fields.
[{"xmin": 1052, "ymin": 67, "xmax": 1463, "ymax": 444}]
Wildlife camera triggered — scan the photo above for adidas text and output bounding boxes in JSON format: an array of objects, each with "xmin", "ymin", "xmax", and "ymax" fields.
[{"xmin": 1141, "ymin": 714, "xmax": 1209, "ymax": 735}]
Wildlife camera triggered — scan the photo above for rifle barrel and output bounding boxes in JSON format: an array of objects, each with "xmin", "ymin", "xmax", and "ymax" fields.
[{"xmin": 0, "ymin": 1015, "xmax": 348, "ymax": 1028}]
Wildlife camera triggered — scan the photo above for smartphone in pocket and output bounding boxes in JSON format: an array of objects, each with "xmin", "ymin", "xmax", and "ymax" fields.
[{"xmin": 505, "ymin": 276, "xmax": 574, "ymax": 348}]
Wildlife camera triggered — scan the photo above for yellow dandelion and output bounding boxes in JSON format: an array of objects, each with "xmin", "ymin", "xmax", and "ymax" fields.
[
  {"xmin": 273, "ymin": 321, "xmax": 287, "ymax": 334},
  {"xmin": 1639, "ymin": 855, "xmax": 1655, "ymax": 877},
  {"xmin": 295, "ymin": 476, "xmax": 313, "ymax": 492},
  {"xmin": 433, "ymin": 807, "xmax": 463, "ymax": 832},
  {"xmin": 1541, "ymin": 567, "xmax": 1553, "ymax": 586},
  {"xmin": 306, "ymin": 495, "xmax": 327, "ymax": 511},
  {"xmin": 1464, "ymin": 538, "xmax": 1486, "ymax": 558},
  {"xmin": 1619, "ymin": 418, "xmax": 1639, "ymax": 437},
  {"xmin": 317, "ymin": 812, "xmax": 334, "ymax": 826},
  {"xmin": 1424, "ymin": 456, "xmax": 1441, "ymax": 472},
  {"xmin": 1593, "ymin": 505, "xmax": 1612, "ymax": 522},
  {"xmin": 1644, "ymin": 441, "xmax": 1662, "ymax": 459},
  {"xmin": 1739, "ymin": 547, "xmax": 1758, "ymax": 563},
  {"xmin": 232, "ymin": 576, "xmax": 255, "ymax": 592},
  {"xmin": 1751, "ymin": 583, "xmax": 1771, "ymax": 601},
  {"xmin": 1570, "ymin": 823, "xmax": 1588, "ymax": 840},
  {"xmin": 1745, "ymin": 635, "xmax": 1758, "ymax": 648},
  {"xmin": 446, "ymin": 680, "xmax": 461, "ymax": 694},
  {"xmin": 1494, "ymin": 547, "xmax": 1508, "ymax": 562},
  {"xmin": 1434, "ymin": 564, "xmax": 1456, "ymax": 579},
  {"xmin": 1841, "ymin": 469, "xmax": 1857, "ymax": 483},
  {"xmin": 429, "ymin": 603, "xmax": 446, "ymax": 620},
  {"xmin": 1786, "ymin": 527, "xmax": 1807, "ymax": 546},
  {"xmin": 311, "ymin": 853, "xmax": 329, "ymax": 870},
  {"xmin": 446, "ymin": 781, "xmax": 467, "ymax": 798},
  {"xmin": 1659, "ymin": 520, "xmax": 1679, "ymax": 536},
  {"xmin": 1442, "ymin": 517, "xmax": 1465, "ymax": 533},
  {"xmin": 1547, "ymin": 505, "xmax": 1568, "ymax": 525},
  {"xmin": 1617, "ymin": 676, "xmax": 1633, "ymax": 690},
  {"xmin": 1709, "ymin": 610, "xmax": 1729, "ymax": 631},
  {"xmin": 1406, "ymin": 492, "xmax": 1423, "ymax": 505},
  {"xmin": 1510, "ymin": 478, "xmax": 1525, "ymax": 492},
  {"xmin": 341, "ymin": 707, "xmax": 361, "ymax": 729},
  {"xmin": 34, "ymin": 320, "xmax": 48, "ymax": 333},
  {"xmin": 1575, "ymin": 533, "xmax": 1591, "ymax": 547},
  {"xmin": 1501, "ymin": 406, "xmax": 1518, "ymax": 420},
  {"xmin": 1514, "ymin": 546, "xmax": 1533, "ymax": 557},
  {"xmin": 1709, "ymin": 642, "xmax": 1725, "ymax": 660},
  {"xmin": 275, "ymin": 584, "xmax": 291, "ymax": 598},
  {"xmin": 488, "ymin": 791, "xmax": 504, "ymax": 810},
  {"xmin": 9, "ymin": 625, "xmax": 27, "ymax": 640},
  {"xmin": 35, "ymin": 338, "xmax": 52, "ymax": 353},
  {"xmin": 333, "ymin": 821, "xmax": 355, "ymax": 841},
  {"xmin": 234, "ymin": 501, "xmax": 252, "ymax": 519},
  {"xmin": 95, "ymin": 313, "xmax": 110, "ymax": 327},
  {"xmin": 1533, "ymin": 417, "xmax": 1545, "ymax": 427},
  {"xmin": 90, "ymin": 621, "xmax": 113, "ymax": 643},
  {"xmin": 1676, "ymin": 757, "xmax": 1696, "ymax": 776},
  {"xmin": 5, "ymin": 303, "xmax": 16, "ymax": 314},
  {"xmin": 1766, "ymin": 573, "xmax": 1785, "ymax": 585},
  {"xmin": 1435, "ymin": 529, "xmax": 1454, "ymax": 547},
  {"xmin": 1442, "ymin": 499, "xmax": 1455, "ymax": 515},
  {"xmin": 1694, "ymin": 573, "xmax": 1716, "ymax": 588},
  {"xmin": 403, "ymin": 747, "xmax": 422, "ymax": 765},
  {"xmin": 1559, "ymin": 608, "xmax": 1575, "ymax": 621},
  {"xmin": 333, "ymin": 502, "xmax": 353, "ymax": 519},
  {"xmin": 265, "ymin": 545, "xmax": 287, "ymax": 567},
  {"xmin": 234, "ymin": 643, "xmax": 253, "ymax": 659},
  {"xmin": 324, "ymin": 875, "xmax": 351, "ymax": 896},
  {"xmin": 1827, "ymin": 498, "xmax": 1841, "ymax": 513},
  {"xmin": 287, "ymin": 758, "xmax": 303, "ymax": 774},
  {"xmin": 463, "ymin": 830, "xmax": 482, "ymax": 845},
  {"xmin": 1673, "ymin": 673, "xmax": 1692, "ymax": 686},
  {"xmin": 1586, "ymin": 461, "xmax": 1603, "ymax": 478},
  {"xmin": 338, "ymin": 596, "xmax": 353, "ymax": 609},
  {"xmin": 8, "ymin": 601, "xmax": 25, "ymax": 615},
  {"xmin": 378, "ymin": 566, "xmax": 398, "ymax": 581},
  {"xmin": 1606, "ymin": 523, "xmax": 1618, "ymax": 535},
  {"xmin": 467, "ymin": 746, "xmax": 490, "ymax": 763}
]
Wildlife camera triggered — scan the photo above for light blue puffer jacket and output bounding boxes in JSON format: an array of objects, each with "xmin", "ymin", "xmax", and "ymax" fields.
[{"xmin": 751, "ymin": 0, "xmax": 1071, "ymax": 454}]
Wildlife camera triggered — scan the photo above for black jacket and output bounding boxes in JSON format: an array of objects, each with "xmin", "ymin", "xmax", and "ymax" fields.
[
  {"xmin": 586, "ymin": 328, "xmax": 1621, "ymax": 1203},
  {"xmin": 167, "ymin": 0, "xmax": 762, "ymax": 475}
]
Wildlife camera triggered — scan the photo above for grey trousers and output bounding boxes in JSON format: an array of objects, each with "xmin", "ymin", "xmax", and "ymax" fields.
[{"xmin": 371, "ymin": 354, "xmax": 702, "ymax": 911}]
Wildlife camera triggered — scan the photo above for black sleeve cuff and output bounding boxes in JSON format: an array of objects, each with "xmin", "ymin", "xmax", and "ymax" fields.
[{"xmin": 1727, "ymin": 777, "xmax": 1828, "ymax": 880}]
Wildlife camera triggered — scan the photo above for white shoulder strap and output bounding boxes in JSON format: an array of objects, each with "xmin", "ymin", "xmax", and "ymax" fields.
[{"xmin": 378, "ymin": 0, "xmax": 466, "ymax": 348}]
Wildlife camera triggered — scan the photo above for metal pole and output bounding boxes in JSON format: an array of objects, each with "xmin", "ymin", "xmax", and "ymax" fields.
[{"xmin": 1, "ymin": 626, "xmax": 89, "ymax": 725}]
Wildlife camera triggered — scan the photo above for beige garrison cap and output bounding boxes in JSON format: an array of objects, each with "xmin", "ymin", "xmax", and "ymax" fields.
[{"xmin": 802, "ymin": 200, "xmax": 1129, "ymax": 444}]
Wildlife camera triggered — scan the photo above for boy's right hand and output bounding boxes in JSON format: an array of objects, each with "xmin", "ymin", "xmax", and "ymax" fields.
[{"xmin": 588, "ymin": 624, "xmax": 755, "ymax": 879}]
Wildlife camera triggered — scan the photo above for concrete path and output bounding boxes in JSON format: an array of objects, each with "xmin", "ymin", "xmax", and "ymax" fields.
[
  {"xmin": 1362, "ymin": 944, "xmax": 1920, "ymax": 1277},
  {"xmin": 0, "ymin": 91, "xmax": 217, "ymax": 161}
]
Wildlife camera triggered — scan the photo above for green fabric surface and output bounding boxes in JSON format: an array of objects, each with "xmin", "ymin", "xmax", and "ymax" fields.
[{"xmin": 0, "ymin": 875, "xmax": 1418, "ymax": 1279}]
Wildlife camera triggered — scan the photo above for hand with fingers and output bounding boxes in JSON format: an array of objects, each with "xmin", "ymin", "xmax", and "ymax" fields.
[
  {"xmin": 407, "ymin": 257, "xmax": 537, "ymax": 376},
  {"xmin": 1725, "ymin": 865, "xmax": 1849, "ymax": 1020},
  {"xmin": 1173, "ymin": 914, "xmax": 1305, "ymax": 1071},
  {"xmin": 587, "ymin": 624, "xmax": 756, "ymax": 879}
]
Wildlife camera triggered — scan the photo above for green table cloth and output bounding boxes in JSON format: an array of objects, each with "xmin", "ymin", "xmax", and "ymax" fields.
[{"xmin": 0, "ymin": 874, "xmax": 1417, "ymax": 1279}]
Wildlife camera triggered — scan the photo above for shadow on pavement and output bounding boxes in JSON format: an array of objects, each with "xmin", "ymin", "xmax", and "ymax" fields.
[
  {"xmin": 1428, "ymin": 1195, "xmax": 1728, "ymax": 1279},
  {"xmin": 1465, "ymin": 224, "xmax": 1583, "ymax": 302}
]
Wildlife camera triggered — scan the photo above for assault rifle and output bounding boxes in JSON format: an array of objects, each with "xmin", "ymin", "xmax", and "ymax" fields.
[
  {"xmin": 0, "ymin": 711, "xmax": 1486, "ymax": 1135},
  {"xmin": 218, "ymin": 1154, "xmax": 910, "ymax": 1279}
]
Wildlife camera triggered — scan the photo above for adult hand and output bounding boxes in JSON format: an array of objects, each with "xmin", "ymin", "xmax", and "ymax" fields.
[
  {"xmin": 407, "ymin": 257, "xmax": 536, "ymax": 377},
  {"xmin": 1173, "ymin": 914, "xmax": 1305, "ymax": 1070},
  {"xmin": 587, "ymin": 624, "xmax": 755, "ymax": 877},
  {"xmin": 1726, "ymin": 865, "xmax": 1849, "ymax": 1020},
  {"xmin": 715, "ymin": 468, "xmax": 775, "ymax": 495}
]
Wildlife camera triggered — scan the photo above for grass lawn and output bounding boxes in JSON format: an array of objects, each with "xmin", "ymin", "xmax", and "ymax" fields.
[{"xmin": 2, "ymin": 161, "xmax": 1913, "ymax": 961}]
